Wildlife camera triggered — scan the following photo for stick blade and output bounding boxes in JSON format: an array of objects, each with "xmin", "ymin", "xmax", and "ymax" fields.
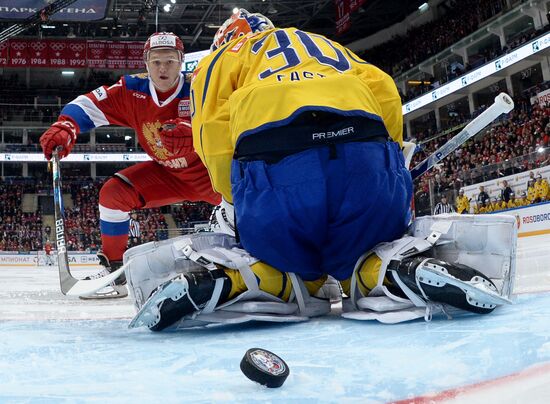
[{"xmin": 64, "ymin": 265, "xmax": 127, "ymax": 297}]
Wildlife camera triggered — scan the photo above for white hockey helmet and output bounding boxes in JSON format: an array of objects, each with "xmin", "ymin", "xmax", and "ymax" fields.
[
  {"xmin": 210, "ymin": 8, "xmax": 274, "ymax": 52},
  {"xmin": 143, "ymin": 32, "xmax": 184, "ymax": 61}
]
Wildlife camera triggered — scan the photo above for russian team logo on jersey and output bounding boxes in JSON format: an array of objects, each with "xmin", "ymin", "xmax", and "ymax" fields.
[
  {"xmin": 178, "ymin": 99, "xmax": 191, "ymax": 117},
  {"xmin": 92, "ymin": 86, "xmax": 107, "ymax": 101}
]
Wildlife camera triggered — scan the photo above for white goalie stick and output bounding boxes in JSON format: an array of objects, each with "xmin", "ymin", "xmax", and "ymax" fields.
[
  {"xmin": 69, "ymin": 93, "xmax": 515, "ymax": 297},
  {"xmin": 410, "ymin": 92, "xmax": 514, "ymax": 180},
  {"xmin": 51, "ymin": 150, "xmax": 126, "ymax": 296}
]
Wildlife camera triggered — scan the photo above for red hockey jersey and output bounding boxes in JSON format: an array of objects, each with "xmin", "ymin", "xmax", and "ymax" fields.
[{"xmin": 61, "ymin": 72, "xmax": 194, "ymax": 170}]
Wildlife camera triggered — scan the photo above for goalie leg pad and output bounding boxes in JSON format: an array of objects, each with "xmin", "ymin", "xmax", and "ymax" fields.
[{"xmin": 390, "ymin": 256, "xmax": 511, "ymax": 314}]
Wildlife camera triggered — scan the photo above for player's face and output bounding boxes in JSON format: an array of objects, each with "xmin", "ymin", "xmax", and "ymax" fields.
[{"xmin": 146, "ymin": 49, "xmax": 182, "ymax": 92}]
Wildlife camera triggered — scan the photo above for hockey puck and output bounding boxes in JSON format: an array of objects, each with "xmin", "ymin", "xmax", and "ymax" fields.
[{"xmin": 240, "ymin": 348, "xmax": 289, "ymax": 388}]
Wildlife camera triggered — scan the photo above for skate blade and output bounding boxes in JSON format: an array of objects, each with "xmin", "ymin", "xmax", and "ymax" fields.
[
  {"xmin": 417, "ymin": 267, "xmax": 512, "ymax": 308},
  {"xmin": 79, "ymin": 284, "xmax": 128, "ymax": 300},
  {"xmin": 128, "ymin": 281, "xmax": 187, "ymax": 329}
]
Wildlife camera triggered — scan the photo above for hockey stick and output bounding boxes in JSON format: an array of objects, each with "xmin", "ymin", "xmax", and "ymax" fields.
[
  {"xmin": 51, "ymin": 150, "xmax": 126, "ymax": 296},
  {"xmin": 62, "ymin": 93, "xmax": 515, "ymax": 297},
  {"xmin": 410, "ymin": 93, "xmax": 514, "ymax": 180}
]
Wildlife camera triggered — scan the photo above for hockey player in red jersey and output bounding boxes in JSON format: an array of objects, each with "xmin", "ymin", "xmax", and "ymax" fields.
[{"xmin": 39, "ymin": 32, "xmax": 221, "ymax": 298}]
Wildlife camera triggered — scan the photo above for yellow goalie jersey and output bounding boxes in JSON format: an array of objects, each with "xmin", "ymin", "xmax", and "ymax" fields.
[{"xmin": 190, "ymin": 28, "xmax": 403, "ymax": 201}]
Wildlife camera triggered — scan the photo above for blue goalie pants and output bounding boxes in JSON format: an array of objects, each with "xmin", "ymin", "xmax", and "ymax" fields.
[{"xmin": 231, "ymin": 141, "xmax": 413, "ymax": 281}]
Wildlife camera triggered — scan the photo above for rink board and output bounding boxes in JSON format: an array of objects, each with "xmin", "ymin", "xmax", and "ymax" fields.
[{"xmin": 0, "ymin": 235, "xmax": 549, "ymax": 403}]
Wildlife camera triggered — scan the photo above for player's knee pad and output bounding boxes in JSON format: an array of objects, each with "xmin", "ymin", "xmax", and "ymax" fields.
[{"xmin": 99, "ymin": 176, "xmax": 143, "ymax": 212}]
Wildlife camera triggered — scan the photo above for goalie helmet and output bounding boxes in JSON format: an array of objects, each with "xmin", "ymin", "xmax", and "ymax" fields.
[
  {"xmin": 143, "ymin": 32, "xmax": 184, "ymax": 61},
  {"xmin": 210, "ymin": 8, "xmax": 274, "ymax": 52}
]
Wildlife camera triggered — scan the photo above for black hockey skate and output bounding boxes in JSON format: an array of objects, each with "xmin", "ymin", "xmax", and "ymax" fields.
[
  {"xmin": 80, "ymin": 252, "xmax": 128, "ymax": 300},
  {"xmin": 129, "ymin": 267, "xmax": 231, "ymax": 331},
  {"xmin": 390, "ymin": 256, "xmax": 511, "ymax": 314}
]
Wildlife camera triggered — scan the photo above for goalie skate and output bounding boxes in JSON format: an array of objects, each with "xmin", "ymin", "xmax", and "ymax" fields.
[
  {"xmin": 129, "ymin": 277, "xmax": 189, "ymax": 330},
  {"xmin": 391, "ymin": 257, "xmax": 512, "ymax": 314},
  {"xmin": 129, "ymin": 267, "xmax": 229, "ymax": 331},
  {"xmin": 413, "ymin": 261, "xmax": 511, "ymax": 308}
]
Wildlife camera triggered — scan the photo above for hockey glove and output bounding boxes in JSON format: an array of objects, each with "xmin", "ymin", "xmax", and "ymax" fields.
[
  {"xmin": 159, "ymin": 118, "xmax": 194, "ymax": 155},
  {"xmin": 40, "ymin": 116, "xmax": 79, "ymax": 160}
]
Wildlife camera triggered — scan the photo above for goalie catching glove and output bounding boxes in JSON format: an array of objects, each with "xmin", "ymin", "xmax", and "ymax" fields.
[
  {"xmin": 159, "ymin": 118, "xmax": 194, "ymax": 155},
  {"xmin": 40, "ymin": 116, "xmax": 79, "ymax": 160}
]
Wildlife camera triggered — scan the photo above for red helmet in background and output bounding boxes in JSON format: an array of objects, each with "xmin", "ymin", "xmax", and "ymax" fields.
[{"xmin": 143, "ymin": 32, "xmax": 184, "ymax": 60}]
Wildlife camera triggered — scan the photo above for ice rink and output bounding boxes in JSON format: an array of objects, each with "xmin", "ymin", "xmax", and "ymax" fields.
[{"xmin": 1, "ymin": 234, "xmax": 549, "ymax": 403}]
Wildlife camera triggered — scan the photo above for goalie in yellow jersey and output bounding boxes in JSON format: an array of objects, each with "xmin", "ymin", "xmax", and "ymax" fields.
[
  {"xmin": 125, "ymin": 10, "xmax": 515, "ymax": 331},
  {"xmin": 190, "ymin": 9, "xmax": 411, "ymax": 279}
]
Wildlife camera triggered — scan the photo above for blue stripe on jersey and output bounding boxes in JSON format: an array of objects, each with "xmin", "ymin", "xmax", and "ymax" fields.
[
  {"xmin": 100, "ymin": 219, "xmax": 130, "ymax": 236},
  {"xmin": 201, "ymin": 44, "xmax": 231, "ymax": 107},
  {"xmin": 344, "ymin": 48, "xmax": 369, "ymax": 65},
  {"xmin": 60, "ymin": 104, "xmax": 96, "ymax": 133},
  {"xmin": 236, "ymin": 106, "xmax": 385, "ymax": 144},
  {"xmin": 124, "ymin": 74, "xmax": 151, "ymax": 96},
  {"xmin": 178, "ymin": 80, "xmax": 191, "ymax": 98}
]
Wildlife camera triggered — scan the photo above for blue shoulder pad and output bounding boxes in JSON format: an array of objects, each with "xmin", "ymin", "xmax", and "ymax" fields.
[{"xmin": 124, "ymin": 74, "xmax": 151, "ymax": 96}]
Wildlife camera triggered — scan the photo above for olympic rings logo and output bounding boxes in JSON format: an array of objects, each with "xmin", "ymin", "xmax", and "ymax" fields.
[
  {"xmin": 11, "ymin": 42, "xmax": 27, "ymax": 51},
  {"xmin": 30, "ymin": 42, "xmax": 47, "ymax": 51},
  {"xmin": 69, "ymin": 44, "xmax": 85, "ymax": 52},
  {"xmin": 50, "ymin": 43, "xmax": 66, "ymax": 51}
]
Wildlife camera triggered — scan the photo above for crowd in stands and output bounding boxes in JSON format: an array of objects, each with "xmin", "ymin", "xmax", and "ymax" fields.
[
  {"xmin": 399, "ymin": 22, "xmax": 550, "ymax": 102},
  {"xmin": 0, "ymin": 71, "xmax": 117, "ymax": 125},
  {"xmin": 356, "ymin": 0, "xmax": 549, "ymax": 103},
  {"xmin": 172, "ymin": 203, "xmax": 214, "ymax": 232},
  {"xmin": 59, "ymin": 178, "xmax": 176, "ymax": 251},
  {"xmin": 0, "ymin": 176, "xmax": 213, "ymax": 253},
  {"xmin": 413, "ymin": 93, "xmax": 550, "ymax": 215},
  {"xmin": 363, "ymin": 0, "xmax": 508, "ymax": 77},
  {"xmin": 0, "ymin": 182, "xmax": 43, "ymax": 251}
]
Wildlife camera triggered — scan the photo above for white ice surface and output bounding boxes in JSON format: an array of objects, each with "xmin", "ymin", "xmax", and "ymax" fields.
[{"xmin": 1, "ymin": 235, "xmax": 550, "ymax": 403}]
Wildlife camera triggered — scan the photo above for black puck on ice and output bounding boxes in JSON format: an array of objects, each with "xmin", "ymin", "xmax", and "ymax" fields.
[{"xmin": 240, "ymin": 348, "xmax": 289, "ymax": 388}]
